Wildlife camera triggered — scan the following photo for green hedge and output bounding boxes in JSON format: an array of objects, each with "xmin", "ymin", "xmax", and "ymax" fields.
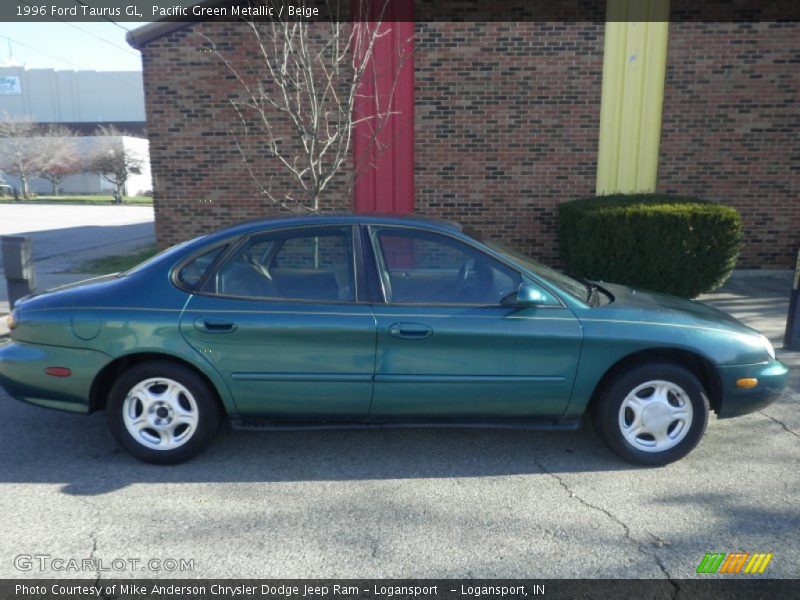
[{"xmin": 558, "ymin": 194, "xmax": 742, "ymax": 298}]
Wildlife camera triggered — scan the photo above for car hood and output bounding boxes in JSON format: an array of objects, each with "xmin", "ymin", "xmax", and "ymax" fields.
[{"xmin": 597, "ymin": 282, "xmax": 758, "ymax": 335}]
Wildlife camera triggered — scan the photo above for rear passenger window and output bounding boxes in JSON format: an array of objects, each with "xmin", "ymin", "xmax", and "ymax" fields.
[
  {"xmin": 214, "ymin": 228, "xmax": 354, "ymax": 302},
  {"xmin": 176, "ymin": 246, "xmax": 226, "ymax": 289}
]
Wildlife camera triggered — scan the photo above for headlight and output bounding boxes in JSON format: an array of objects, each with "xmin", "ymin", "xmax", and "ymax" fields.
[
  {"xmin": 759, "ymin": 334, "xmax": 776, "ymax": 360},
  {"xmin": 6, "ymin": 309, "xmax": 18, "ymax": 330}
]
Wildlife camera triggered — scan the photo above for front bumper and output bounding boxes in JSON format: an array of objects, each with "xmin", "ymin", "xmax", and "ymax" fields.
[
  {"xmin": 716, "ymin": 359, "xmax": 790, "ymax": 418},
  {"xmin": 0, "ymin": 338, "xmax": 110, "ymax": 413}
]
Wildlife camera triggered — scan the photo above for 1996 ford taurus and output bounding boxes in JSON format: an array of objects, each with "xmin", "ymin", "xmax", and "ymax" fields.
[{"xmin": 0, "ymin": 214, "xmax": 788, "ymax": 465}]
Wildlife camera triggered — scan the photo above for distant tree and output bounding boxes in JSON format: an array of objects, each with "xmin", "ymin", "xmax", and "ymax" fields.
[
  {"xmin": 0, "ymin": 113, "xmax": 74, "ymax": 199},
  {"xmin": 39, "ymin": 128, "xmax": 84, "ymax": 195},
  {"xmin": 88, "ymin": 125, "xmax": 143, "ymax": 204}
]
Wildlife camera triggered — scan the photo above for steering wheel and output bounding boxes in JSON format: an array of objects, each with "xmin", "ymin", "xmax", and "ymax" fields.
[
  {"xmin": 244, "ymin": 251, "xmax": 268, "ymax": 275},
  {"xmin": 458, "ymin": 258, "xmax": 475, "ymax": 282},
  {"xmin": 454, "ymin": 258, "xmax": 476, "ymax": 293}
]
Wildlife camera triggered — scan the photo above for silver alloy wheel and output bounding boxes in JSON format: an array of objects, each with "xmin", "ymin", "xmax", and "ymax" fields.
[
  {"xmin": 122, "ymin": 378, "xmax": 199, "ymax": 450},
  {"xmin": 618, "ymin": 379, "xmax": 694, "ymax": 453}
]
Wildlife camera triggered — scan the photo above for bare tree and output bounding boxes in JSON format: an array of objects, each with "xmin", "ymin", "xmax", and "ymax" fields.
[
  {"xmin": 203, "ymin": 0, "xmax": 410, "ymax": 213},
  {"xmin": 0, "ymin": 113, "xmax": 75, "ymax": 199},
  {"xmin": 88, "ymin": 125, "xmax": 143, "ymax": 204},
  {"xmin": 39, "ymin": 127, "xmax": 84, "ymax": 195}
]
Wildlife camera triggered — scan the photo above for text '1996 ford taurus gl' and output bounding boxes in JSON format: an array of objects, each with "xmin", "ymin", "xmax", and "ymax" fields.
[{"xmin": 0, "ymin": 214, "xmax": 788, "ymax": 465}]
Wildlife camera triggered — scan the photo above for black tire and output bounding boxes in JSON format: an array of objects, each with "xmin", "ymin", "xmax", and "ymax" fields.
[
  {"xmin": 593, "ymin": 362, "xmax": 709, "ymax": 466},
  {"xmin": 106, "ymin": 361, "xmax": 222, "ymax": 464}
]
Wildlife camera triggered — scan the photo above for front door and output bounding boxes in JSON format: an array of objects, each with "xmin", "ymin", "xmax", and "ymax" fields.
[
  {"xmin": 366, "ymin": 226, "xmax": 583, "ymax": 420},
  {"xmin": 179, "ymin": 225, "xmax": 376, "ymax": 420}
]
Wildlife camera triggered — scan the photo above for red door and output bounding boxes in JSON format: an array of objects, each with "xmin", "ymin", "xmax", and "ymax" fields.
[{"xmin": 352, "ymin": 0, "xmax": 415, "ymax": 214}]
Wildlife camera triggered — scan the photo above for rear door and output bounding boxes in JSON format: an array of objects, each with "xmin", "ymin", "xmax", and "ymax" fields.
[
  {"xmin": 366, "ymin": 226, "xmax": 583, "ymax": 420},
  {"xmin": 179, "ymin": 225, "xmax": 377, "ymax": 420}
]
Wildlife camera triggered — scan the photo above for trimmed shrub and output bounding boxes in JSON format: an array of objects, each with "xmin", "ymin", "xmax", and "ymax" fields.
[{"xmin": 558, "ymin": 194, "xmax": 742, "ymax": 298}]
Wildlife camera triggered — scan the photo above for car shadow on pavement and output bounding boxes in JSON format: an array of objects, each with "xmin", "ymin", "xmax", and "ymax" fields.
[
  {"xmin": 2, "ymin": 349, "xmax": 796, "ymax": 495},
  {"xmin": 0, "ymin": 396, "xmax": 637, "ymax": 495}
]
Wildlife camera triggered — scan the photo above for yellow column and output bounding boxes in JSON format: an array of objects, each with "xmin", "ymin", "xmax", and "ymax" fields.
[{"xmin": 596, "ymin": 0, "xmax": 670, "ymax": 195}]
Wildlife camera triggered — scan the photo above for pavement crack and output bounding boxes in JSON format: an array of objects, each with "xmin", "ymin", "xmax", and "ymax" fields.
[
  {"xmin": 89, "ymin": 531, "xmax": 101, "ymax": 586},
  {"xmin": 759, "ymin": 411, "xmax": 800, "ymax": 438},
  {"xmin": 67, "ymin": 495, "xmax": 112, "ymax": 598},
  {"xmin": 535, "ymin": 459, "xmax": 634, "ymax": 537},
  {"xmin": 651, "ymin": 552, "xmax": 680, "ymax": 599},
  {"xmin": 534, "ymin": 459, "xmax": 679, "ymax": 598},
  {"xmin": 87, "ymin": 531, "xmax": 115, "ymax": 600}
]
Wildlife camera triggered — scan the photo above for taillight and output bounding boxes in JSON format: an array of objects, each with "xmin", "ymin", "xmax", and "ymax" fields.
[{"xmin": 44, "ymin": 367, "xmax": 72, "ymax": 378}]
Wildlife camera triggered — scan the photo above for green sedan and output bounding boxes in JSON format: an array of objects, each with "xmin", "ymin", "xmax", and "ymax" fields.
[{"xmin": 0, "ymin": 214, "xmax": 788, "ymax": 465}]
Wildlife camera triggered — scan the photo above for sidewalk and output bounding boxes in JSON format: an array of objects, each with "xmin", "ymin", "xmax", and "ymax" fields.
[{"xmin": 700, "ymin": 269, "xmax": 799, "ymax": 370}]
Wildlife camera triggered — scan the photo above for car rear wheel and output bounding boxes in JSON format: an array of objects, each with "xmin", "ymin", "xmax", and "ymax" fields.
[
  {"xmin": 106, "ymin": 361, "xmax": 222, "ymax": 464},
  {"xmin": 594, "ymin": 363, "xmax": 709, "ymax": 466}
]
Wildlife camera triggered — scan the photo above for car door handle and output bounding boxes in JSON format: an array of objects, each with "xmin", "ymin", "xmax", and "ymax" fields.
[
  {"xmin": 194, "ymin": 317, "xmax": 237, "ymax": 333},
  {"xmin": 388, "ymin": 322, "xmax": 433, "ymax": 340}
]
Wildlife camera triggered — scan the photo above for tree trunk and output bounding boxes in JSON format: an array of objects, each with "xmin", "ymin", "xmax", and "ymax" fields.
[{"xmin": 20, "ymin": 175, "xmax": 30, "ymax": 199}]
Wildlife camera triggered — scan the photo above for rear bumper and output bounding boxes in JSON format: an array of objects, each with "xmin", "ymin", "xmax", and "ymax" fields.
[
  {"xmin": 716, "ymin": 359, "xmax": 790, "ymax": 418},
  {"xmin": 0, "ymin": 338, "xmax": 110, "ymax": 413}
]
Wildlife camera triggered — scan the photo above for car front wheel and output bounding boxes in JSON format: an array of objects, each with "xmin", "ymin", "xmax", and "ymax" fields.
[
  {"xmin": 106, "ymin": 361, "xmax": 222, "ymax": 464},
  {"xmin": 594, "ymin": 363, "xmax": 709, "ymax": 466}
]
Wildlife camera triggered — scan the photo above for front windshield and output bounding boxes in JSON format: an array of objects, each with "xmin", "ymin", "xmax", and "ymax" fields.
[{"xmin": 484, "ymin": 240, "xmax": 590, "ymax": 302}]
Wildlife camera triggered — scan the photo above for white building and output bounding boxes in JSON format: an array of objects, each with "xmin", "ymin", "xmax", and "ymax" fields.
[
  {"xmin": 1, "ymin": 136, "xmax": 152, "ymax": 196},
  {"xmin": 0, "ymin": 66, "xmax": 145, "ymax": 129},
  {"xmin": 0, "ymin": 66, "xmax": 150, "ymax": 195}
]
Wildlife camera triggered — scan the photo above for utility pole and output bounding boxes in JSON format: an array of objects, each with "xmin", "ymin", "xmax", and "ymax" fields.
[{"xmin": 784, "ymin": 250, "xmax": 800, "ymax": 351}]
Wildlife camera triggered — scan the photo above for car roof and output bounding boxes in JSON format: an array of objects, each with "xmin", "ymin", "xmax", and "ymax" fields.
[{"xmin": 206, "ymin": 212, "xmax": 463, "ymax": 241}]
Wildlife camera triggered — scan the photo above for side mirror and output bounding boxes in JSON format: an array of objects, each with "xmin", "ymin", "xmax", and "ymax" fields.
[{"xmin": 516, "ymin": 283, "xmax": 547, "ymax": 307}]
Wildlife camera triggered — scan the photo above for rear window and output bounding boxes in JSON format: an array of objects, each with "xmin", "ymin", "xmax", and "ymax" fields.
[{"xmin": 176, "ymin": 246, "xmax": 227, "ymax": 289}]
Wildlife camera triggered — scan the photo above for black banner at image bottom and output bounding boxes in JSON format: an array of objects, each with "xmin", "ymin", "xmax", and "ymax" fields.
[{"xmin": 3, "ymin": 579, "xmax": 800, "ymax": 600}]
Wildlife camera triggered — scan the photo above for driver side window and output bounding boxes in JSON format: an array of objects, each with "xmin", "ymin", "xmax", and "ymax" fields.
[{"xmin": 372, "ymin": 228, "xmax": 520, "ymax": 305}]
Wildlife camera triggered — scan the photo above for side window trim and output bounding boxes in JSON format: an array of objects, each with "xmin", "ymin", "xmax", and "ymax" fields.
[
  {"xmin": 366, "ymin": 226, "xmax": 392, "ymax": 304},
  {"xmin": 352, "ymin": 225, "xmax": 370, "ymax": 304},
  {"xmin": 359, "ymin": 225, "xmax": 386, "ymax": 304},
  {"xmin": 199, "ymin": 234, "xmax": 250, "ymax": 295},
  {"xmin": 366, "ymin": 225, "xmax": 524, "ymax": 308},
  {"xmin": 171, "ymin": 240, "xmax": 235, "ymax": 293},
  {"xmin": 197, "ymin": 224, "xmax": 361, "ymax": 305},
  {"xmin": 194, "ymin": 244, "xmax": 232, "ymax": 291}
]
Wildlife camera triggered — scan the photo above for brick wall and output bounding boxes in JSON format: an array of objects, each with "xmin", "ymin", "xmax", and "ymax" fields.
[
  {"xmin": 140, "ymin": 21, "xmax": 353, "ymax": 249},
  {"xmin": 413, "ymin": 21, "xmax": 604, "ymax": 264},
  {"xmin": 659, "ymin": 21, "xmax": 800, "ymax": 268},
  {"xmin": 140, "ymin": 19, "xmax": 604, "ymax": 263},
  {"xmin": 141, "ymin": 17, "xmax": 798, "ymax": 268}
]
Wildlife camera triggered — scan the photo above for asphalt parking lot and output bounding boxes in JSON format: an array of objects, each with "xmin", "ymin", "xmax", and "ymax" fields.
[
  {"xmin": 0, "ymin": 271, "xmax": 798, "ymax": 580},
  {"xmin": 0, "ymin": 204, "xmax": 154, "ymax": 275},
  {"xmin": 0, "ymin": 206, "xmax": 797, "ymax": 580},
  {"xmin": 0, "ymin": 204, "xmax": 154, "ymax": 315}
]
